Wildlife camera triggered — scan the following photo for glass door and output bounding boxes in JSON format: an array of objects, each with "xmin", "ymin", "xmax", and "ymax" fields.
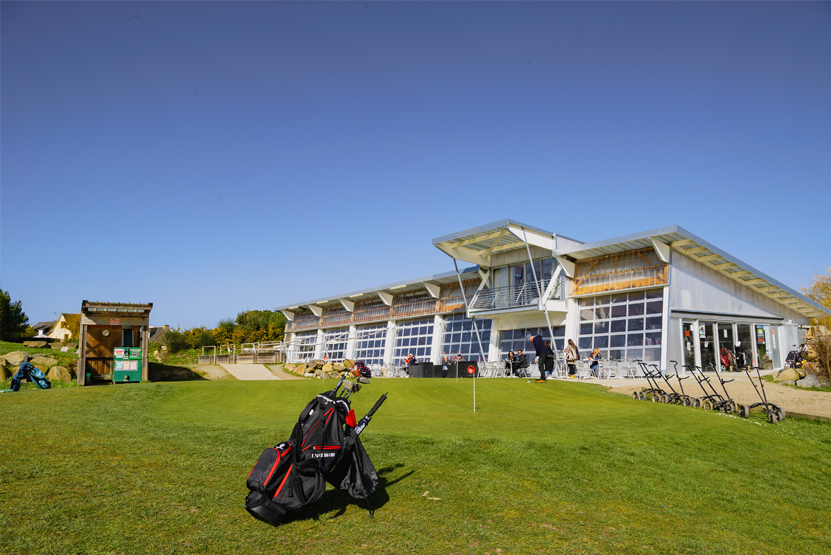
[
  {"xmin": 716, "ymin": 324, "xmax": 735, "ymax": 372},
  {"xmin": 699, "ymin": 322, "xmax": 716, "ymax": 371},
  {"xmin": 755, "ymin": 325, "xmax": 772, "ymax": 369},
  {"xmin": 682, "ymin": 321, "xmax": 697, "ymax": 369},
  {"xmin": 736, "ymin": 324, "xmax": 753, "ymax": 369}
]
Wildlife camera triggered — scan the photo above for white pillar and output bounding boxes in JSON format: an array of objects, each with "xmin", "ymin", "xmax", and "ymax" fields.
[
  {"xmin": 345, "ymin": 324, "xmax": 357, "ymax": 361},
  {"xmin": 314, "ymin": 329, "xmax": 325, "ymax": 361},
  {"xmin": 383, "ymin": 320, "xmax": 396, "ymax": 365},
  {"xmin": 288, "ymin": 332, "xmax": 298, "ymax": 363},
  {"xmin": 431, "ymin": 315, "xmax": 445, "ymax": 365},
  {"xmin": 488, "ymin": 319, "xmax": 501, "ymax": 362}
]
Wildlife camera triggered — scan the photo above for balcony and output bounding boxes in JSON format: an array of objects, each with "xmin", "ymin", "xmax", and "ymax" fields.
[{"xmin": 469, "ymin": 277, "xmax": 564, "ymax": 313}]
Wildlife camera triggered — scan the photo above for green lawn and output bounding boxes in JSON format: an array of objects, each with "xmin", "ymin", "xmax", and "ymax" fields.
[{"xmin": 1, "ymin": 378, "xmax": 829, "ymax": 554}]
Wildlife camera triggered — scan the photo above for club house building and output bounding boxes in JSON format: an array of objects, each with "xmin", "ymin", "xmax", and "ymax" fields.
[{"xmin": 277, "ymin": 220, "xmax": 827, "ymax": 373}]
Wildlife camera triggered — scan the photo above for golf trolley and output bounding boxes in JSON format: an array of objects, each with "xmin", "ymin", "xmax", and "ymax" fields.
[
  {"xmin": 684, "ymin": 363, "xmax": 738, "ymax": 413},
  {"xmin": 738, "ymin": 366, "xmax": 786, "ymax": 423},
  {"xmin": 632, "ymin": 360, "xmax": 672, "ymax": 402}
]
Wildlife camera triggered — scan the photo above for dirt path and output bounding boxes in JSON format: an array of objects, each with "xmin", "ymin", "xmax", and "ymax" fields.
[{"xmin": 605, "ymin": 373, "xmax": 831, "ymax": 419}]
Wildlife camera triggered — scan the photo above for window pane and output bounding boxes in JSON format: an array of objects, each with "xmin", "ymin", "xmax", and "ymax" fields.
[
  {"xmin": 645, "ymin": 332, "xmax": 662, "ymax": 346},
  {"xmin": 594, "ymin": 335, "xmax": 609, "ymax": 348},
  {"xmin": 627, "ymin": 348, "xmax": 644, "ymax": 360},
  {"xmin": 629, "ymin": 291, "xmax": 645, "ymax": 301},
  {"xmin": 580, "ymin": 324, "xmax": 593, "ymax": 335},
  {"xmin": 627, "ymin": 333, "xmax": 644, "ymax": 346},
  {"xmin": 643, "ymin": 348, "xmax": 660, "ymax": 362},
  {"xmin": 611, "ymin": 305, "xmax": 627, "ymax": 318},
  {"xmin": 646, "ymin": 289, "xmax": 663, "ymax": 300},
  {"xmin": 579, "ymin": 337, "xmax": 592, "ymax": 350},
  {"xmin": 646, "ymin": 301, "xmax": 663, "ymax": 315},
  {"xmin": 611, "ymin": 293, "xmax": 628, "ymax": 304},
  {"xmin": 595, "ymin": 307, "xmax": 610, "ymax": 320},
  {"xmin": 594, "ymin": 321, "xmax": 609, "ymax": 334},
  {"xmin": 611, "ymin": 320, "xmax": 627, "ymax": 333},
  {"xmin": 628, "ymin": 318, "xmax": 644, "ymax": 332},
  {"xmin": 610, "ymin": 334, "xmax": 626, "ymax": 347},
  {"xmin": 628, "ymin": 303, "xmax": 645, "ymax": 316},
  {"xmin": 645, "ymin": 317, "xmax": 662, "ymax": 330},
  {"xmin": 596, "ymin": 295, "xmax": 611, "ymax": 305},
  {"xmin": 580, "ymin": 309, "xmax": 594, "ymax": 321}
]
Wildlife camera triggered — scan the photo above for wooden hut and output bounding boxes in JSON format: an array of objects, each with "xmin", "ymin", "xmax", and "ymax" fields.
[{"xmin": 78, "ymin": 301, "xmax": 153, "ymax": 386}]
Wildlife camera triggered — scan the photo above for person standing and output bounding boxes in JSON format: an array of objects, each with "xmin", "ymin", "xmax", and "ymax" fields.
[
  {"xmin": 565, "ymin": 339, "xmax": 580, "ymax": 378},
  {"xmin": 528, "ymin": 333, "xmax": 551, "ymax": 383}
]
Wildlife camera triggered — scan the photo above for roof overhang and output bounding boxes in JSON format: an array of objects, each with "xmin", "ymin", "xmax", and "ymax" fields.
[
  {"xmin": 275, "ymin": 267, "xmax": 480, "ymax": 314},
  {"xmin": 432, "ymin": 219, "xmax": 561, "ymax": 267},
  {"xmin": 556, "ymin": 226, "xmax": 829, "ymax": 321}
]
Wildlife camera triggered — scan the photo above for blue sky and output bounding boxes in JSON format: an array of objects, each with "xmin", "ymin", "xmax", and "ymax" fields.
[{"xmin": 2, "ymin": 1, "xmax": 829, "ymax": 329}]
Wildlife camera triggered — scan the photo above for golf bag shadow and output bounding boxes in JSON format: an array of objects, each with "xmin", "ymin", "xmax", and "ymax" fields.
[{"xmin": 245, "ymin": 390, "xmax": 379, "ymax": 526}]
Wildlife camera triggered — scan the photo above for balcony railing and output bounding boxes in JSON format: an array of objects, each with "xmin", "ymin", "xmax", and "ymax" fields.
[{"xmin": 469, "ymin": 277, "xmax": 564, "ymax": 312}]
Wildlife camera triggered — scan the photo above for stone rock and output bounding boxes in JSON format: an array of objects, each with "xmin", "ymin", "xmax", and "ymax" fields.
[
  {"xmin": 775, "ymin": 368, "xmax": 800, "ymax": 382},
  {"xmin": 780, "ymin": 380, "xmax": 796, "ymax": 386},
  {"xmin": 285, "ymin": 363, "xmax": 297, "ymax": 373},
  {"xmin": 294, "ymin": 363, "xmax": 307, "ymax": 375},
  {"xmin": 49, "ymin": 342, "xmax": 65, "ymax": 350},
  {"xmin": 311, "ymin": 359, "xmax": 325, "ymax": 370},
  {"xmin": 3, "ymin": 351, "xmax": 30, "ymax": 366},
  {"xmin": 796, "ymin": 373, "xmax": 821, "ymax": 389},
  {"xmin": 23, "ymin": 340, "xmax": 48, "ymax": 348},
  {"xmin": 30, "ymin": 356, "xmax": 59, "ymax": 371},
  {"xmin": 322, "ymin": 362, "xmax": 334, "ymax": 374},
  {"xmin": 796, "ymin": 366, "xmax": 807, "ymax": 379},
  {"xmin": 47, "ymin": 366, "xmax": 73, "ymax": 383},
  {"xmin": 65, "ymin": 342, "xmax": 78, "ymax": 350},
  {"xmin": 342, "ymin": 359, "xmax": 354, "ymax": 369},
  {"xmin": 333, "ymin": 362, "xmax": 345, "ymax": 372}
]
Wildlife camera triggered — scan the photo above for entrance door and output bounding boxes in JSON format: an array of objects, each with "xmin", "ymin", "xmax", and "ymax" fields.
[
  {"xmin": 682, "ymin": 321, "xmax": 697, "ymax": 369},
  {"xmin": 716, "ymin": 324, "xmax": 735, "ymax": 372},
  {"xmin": 736, "ymin": 324, "xmax": 753, "ymax": 368},
  {"xmin": 699, "ymin": 322, "xmax": 716, "ymax": 371}
]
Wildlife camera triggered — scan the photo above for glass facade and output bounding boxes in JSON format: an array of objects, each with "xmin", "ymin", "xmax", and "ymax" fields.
[
  {"xmin": 353, "ymin": 324, "xmax": 387, "ymax": 365},
  {"xmin": 500, "ymin": 326, "xmax": 565, "ymax": 359},
  {"xmin": 393, "ymin": 317, "xmax": 434, "ymax": 363},
  {"xmin": 441, "ymin": 314, "xmax": 492, "ymax": 361},
  {"xmin": 322, "ymin": 329, "xmax": 349, "ymax": 362},
  {"xmin": 578, "ymin": 289, "xmax": 663, "ymax": 362},
  {"xmin": 293, "ymin": 332, "xmax": 317, "ymax": 363}
]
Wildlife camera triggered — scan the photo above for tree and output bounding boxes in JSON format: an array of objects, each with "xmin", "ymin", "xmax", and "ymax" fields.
[
  {"xmin": 0, "ymin": 289, "xmax": 29, "ymax": 341},
  {"xmin": 803, "ymin": 266, "xmax": 831, "ymax": 325}
]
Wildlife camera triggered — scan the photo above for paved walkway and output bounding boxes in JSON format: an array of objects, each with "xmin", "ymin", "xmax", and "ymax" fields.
[{"xmin": 220, "ymin": 364, "xmax": 280, "ymax": 380}]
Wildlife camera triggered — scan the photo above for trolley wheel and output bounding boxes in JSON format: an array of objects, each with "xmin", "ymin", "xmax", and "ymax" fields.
[
  {"xmin": 702, "ymin": 399, "xmax": 713, "ymax": 411},
  {"xmin": 693, "ymin": 398, "xmax": 701, "ymax": 408},
  {"xmin": 651, "ymin": 393, "xmax": 660, "ymax": 403},
  {"xmin": 632, "ymin": 391, "xmax": 640, "ymax": 400},
  {"xmin": 739, "ymin": 404, "xmax": 750, "ymax": 418},
  {"xmin": 683, "ymin": 396, "xmax": 693, "ymax": 407},
  {"xmin": 777, "ymin": 407, "xmax": 786, "ymax": 422},
  {"xmin": 725, "ymin": 401, "xmax": 737, "ymax": 414},
  {"xmin": 768, "ymin": 411, "xmax": 777, "ymax": 424},
  {"xmin": 638, "ymin": 391, "xmax": 646, "ymax": 401}
]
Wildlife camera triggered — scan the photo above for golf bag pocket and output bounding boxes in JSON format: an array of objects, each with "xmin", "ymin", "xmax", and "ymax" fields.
[{"xmin": 245, "ymin": 442, "xmax": 326, "ymax": 525}]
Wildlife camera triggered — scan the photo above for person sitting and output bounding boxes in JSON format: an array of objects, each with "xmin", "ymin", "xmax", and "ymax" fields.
[
  {"xmin": 588, "ymin": 348, "xmax": 601, "ymax": 376},
  {"xmin": 405, "ymin": 353, "xmax": 418, "ymax": 366},
  {"xmin": 504, "ymin": 350, "xmax": 517, "ymax": 375},
  {"xmin": 516, "ymin": 350, "xmax": 529, "ymax": 377}
]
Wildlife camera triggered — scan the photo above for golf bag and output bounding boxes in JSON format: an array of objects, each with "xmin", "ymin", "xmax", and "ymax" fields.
[
  {"xmin": 245, "ymin": 390, "xmax": 379, "ymax": 525},
  {"xmin": 11, "ymin": 362, "xmax": 51, "ymax": 391}
]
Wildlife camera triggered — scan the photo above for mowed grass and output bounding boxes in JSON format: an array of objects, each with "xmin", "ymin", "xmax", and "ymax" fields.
[{"xmin": 1, "ymin": 378, "xmax": 829, "ymax": 555}]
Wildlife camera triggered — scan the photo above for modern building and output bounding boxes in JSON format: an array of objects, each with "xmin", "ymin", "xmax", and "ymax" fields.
[{"xmin": 276, "ymin": 220, "xmax": 828, "ymax": 372}]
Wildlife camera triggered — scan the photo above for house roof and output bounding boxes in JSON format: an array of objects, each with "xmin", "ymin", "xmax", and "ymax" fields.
[
  {"xmin": 556, "ymin": 225, "xmax": 829, "ymax": 320},
  {"xmin": 33, "ymin": 321, "xmax": 56, "ymax": 331}
]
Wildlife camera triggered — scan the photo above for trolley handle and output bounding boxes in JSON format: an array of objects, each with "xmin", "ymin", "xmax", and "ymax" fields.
[{"xmin": 721, "ymin": 378, "xmax": 734, "ymax": 385}]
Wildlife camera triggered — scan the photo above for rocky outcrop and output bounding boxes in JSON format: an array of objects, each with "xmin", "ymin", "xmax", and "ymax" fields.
[
  {"xmin": 30, "ymin": 356, "xmax": 59, "ymax": 371},
  {"xmin": 3, "ymin": 351, "xmax": 30, "ymax": 366},
  {"xmin": 23, "ymin": 340, "xmax": 48, "ymax": 348},
  {"xmin": 0, "ymin": 359, "xmax": 13, "ymax": 380},
  {"xmin": 47, "ymin": 366, "xmax": 73, "ymax": 383}
]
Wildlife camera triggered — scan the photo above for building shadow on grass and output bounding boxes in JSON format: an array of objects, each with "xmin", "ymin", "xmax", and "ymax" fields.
[
  {"xmin": 148, "ymin": 362, "xmax": 207, "ymax": 381},
  {"xmin": 276, "ymin": 464, "xmax": 414, "ymax": 525}
]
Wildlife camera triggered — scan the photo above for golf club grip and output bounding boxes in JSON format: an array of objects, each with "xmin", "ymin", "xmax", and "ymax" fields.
[{"xmin": 365, "ymin": 393, "xmax": 388, "ymax": 419}]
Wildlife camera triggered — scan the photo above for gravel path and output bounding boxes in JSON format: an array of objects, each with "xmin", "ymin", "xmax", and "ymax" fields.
[{"xmin": 600, "ymin": 372, "xmax": 831, "ymax": 419}]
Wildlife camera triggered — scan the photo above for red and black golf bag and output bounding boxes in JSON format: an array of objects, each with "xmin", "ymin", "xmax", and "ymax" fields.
[{"xmin": 245, "ymin": 384, "xmax": 385, "ymax": 525}]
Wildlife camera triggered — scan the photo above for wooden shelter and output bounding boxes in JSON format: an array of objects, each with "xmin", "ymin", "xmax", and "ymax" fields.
[{"xmin": 78, "ymin": 301, "xmax": 153, "ymax": 386}]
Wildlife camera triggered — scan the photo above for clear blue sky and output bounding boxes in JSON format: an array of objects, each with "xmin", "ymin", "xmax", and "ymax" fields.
[{"xmin": 2, "ymin": 1, "xmax": 829, "ymax": 329}]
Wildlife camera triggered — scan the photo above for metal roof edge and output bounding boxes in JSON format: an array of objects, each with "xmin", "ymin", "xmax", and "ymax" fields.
[
  {"xmin": 432, "ymin": 219, "xmax": 554, "ymax": 245},
  {"xmin": 274, "ymin": 265, "xmax": 481, "ymax": 312},
  {"xmin": 555, "ymin": 225, "xmax": 682, "ymax": 256}
]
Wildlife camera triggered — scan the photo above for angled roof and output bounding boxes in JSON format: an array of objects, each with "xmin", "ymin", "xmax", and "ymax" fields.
[
  {"xmin": 432, "ymin": 219, "xmax": 580, "ymax": 267},
  {"xmin": 274, "ymin": 266, "xmax": 481, "ymax": 312},
  {"xmin": 557, "ymin": 225, "xmax": 829, "ymax": 320}
]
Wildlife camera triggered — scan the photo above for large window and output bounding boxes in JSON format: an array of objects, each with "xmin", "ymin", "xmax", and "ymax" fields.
[
  {"xmin": 578, "ymin": 289, "xmax": 663, "ymax": 362},
  {"xmin": 393, "ymin": 317, "xmax": 434, "ymax": 363},
  {"xmin": 500, "ymin": 326, "xmax": 565, "ymax": 359},
  {"xmin": 292, "ymin": 332, "xmax": 317, "ymax": 363},
  {"xmin": 442, "ymin": 315, "xmax": 492, "ymax": 361},
  {"xmin": 322, "ymin": 329, "xmax": 349, "ymax": 362},
  {"xmin": 354, "ymin": 324, "xmax": 387, "ymax": 365}
]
